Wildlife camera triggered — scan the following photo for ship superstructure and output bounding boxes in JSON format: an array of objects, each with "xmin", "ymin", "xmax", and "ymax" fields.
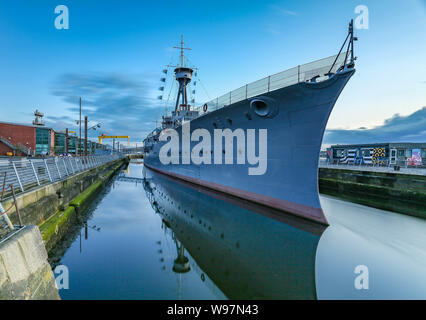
[{"xmin": 143, "ymin": 21, "xmax": 358, "ymax": 225}]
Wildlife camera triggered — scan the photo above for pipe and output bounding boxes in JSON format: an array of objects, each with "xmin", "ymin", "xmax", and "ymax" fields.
[
  {"xmin": 10, "ymin": 185, "xmax": 23, "ymax": 228},
  {"xmin": 0, "ymin": 203, "xmax": 14, "ymax": 231}
]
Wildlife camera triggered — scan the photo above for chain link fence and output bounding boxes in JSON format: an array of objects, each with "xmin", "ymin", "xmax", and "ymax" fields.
[{"xmin": 0, "ymin": 155, "xmax": 123, "ymax": 200}]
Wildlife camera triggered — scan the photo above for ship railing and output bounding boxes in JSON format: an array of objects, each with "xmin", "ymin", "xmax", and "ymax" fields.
[
  {"xmin": 0, "ymin": 154, "xmax": 124, "ymax": 201},
  {"xmin": 204, "ymin": 51, "xmax": 350, "ymax": 112}
]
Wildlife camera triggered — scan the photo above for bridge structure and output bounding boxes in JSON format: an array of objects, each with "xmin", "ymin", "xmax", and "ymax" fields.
[
  {"xmin": 116, "ymin": 175, "xmax": 145, "ymax": 184},
  {"xmin": 121, "ymin": 147, "xmax": 144, "ymax": 155}
]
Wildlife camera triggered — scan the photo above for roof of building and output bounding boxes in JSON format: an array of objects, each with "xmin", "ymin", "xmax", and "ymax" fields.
[
  {"xmin": 330, "ymin": 142, "xmax": 426, "ymax": 148},
  {"xmin": 0, "ymin": 120, "xmax": 53, "ymax": 130},
  {"xmin": 0, "ymin": 121, "xmax": 101, "ymax": 144}
]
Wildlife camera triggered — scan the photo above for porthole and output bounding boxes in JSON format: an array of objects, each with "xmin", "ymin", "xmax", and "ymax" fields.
[{"xmin": 250, "ymin": 99, "xmax": 269, "ymax": 117}]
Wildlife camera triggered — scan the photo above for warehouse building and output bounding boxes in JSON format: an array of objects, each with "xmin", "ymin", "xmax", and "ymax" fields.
[
  {"xmin": 0, "ymin": 121, "xmax": 54, "ymax": 156},
  {"xmin": 0, "ymin": 121, "xmax": 106, "ymax": 157},
  {"xmin": 326, "ymin": 142, "xmax": 426, "ymax": 166}
]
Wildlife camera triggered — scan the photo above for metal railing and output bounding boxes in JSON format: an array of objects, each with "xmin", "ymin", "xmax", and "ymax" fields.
[
  {"xmin": 0, "ymin": 155, "xmax": 123, "ymax": 199},
  {"xmin": 318, "ymin": 159, "xmax": 426, "ymax": 176},
  {"xmin": 121, "ymin": 147, "xmax": 144, "ymax": 154},
  {"xmin": 204, "ymin": 51, "xmax": 349, "ymax": 112}
]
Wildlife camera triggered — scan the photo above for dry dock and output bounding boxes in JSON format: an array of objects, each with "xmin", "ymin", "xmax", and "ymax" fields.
[{"xmin": 318, "ymin": 165, "xmax": 426, "ymax": 218}]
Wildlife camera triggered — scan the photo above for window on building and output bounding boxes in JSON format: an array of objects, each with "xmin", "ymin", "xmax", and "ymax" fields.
[
  {"xmin": 35, "ymin": 128, "xmax": 51, "ymax": 155},
  {"xmin": 335, "ymin": 149, "xmax": 344, "ymax": 157},
  {"xmin": 398, "ymin": 150, "xmax": 405, "ymax": 157},
  {"xmin": 405, "ymin": 149, "xmax": 412, "ymax": 158},
  {"xmin": 421, "ymin": 149, "xmax": 426, "ymax": 158},
  {"xmin": 68, "ymin": 137, "xmax": 76, "ymax": 154},
  {"xmin": 362, "ymin": 149, "xmax": 371, "ymax": 157},
  {"xmin": 54, "ymin": 133, "xmax": 65, "ymax": 155}
]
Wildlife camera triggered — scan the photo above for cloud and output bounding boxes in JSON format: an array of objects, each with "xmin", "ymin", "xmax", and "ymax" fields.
[
  {"xmin": 323, "ymin": 106, "xmax": 426, "ymax": 145},
  {"xmin": 266, "ymin": 27, "xmax": 281, "ymax": 35},
  {"xmin": 271, "ymin": 5, "xmax": 297, "ymax": 16},
  {"xmin": 49, "ymin": 72, "xmax": 163, "ymax": 143}
]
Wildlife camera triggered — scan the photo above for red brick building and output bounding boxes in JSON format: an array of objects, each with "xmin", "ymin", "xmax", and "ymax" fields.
[
  {"xmin": 0, "ymin": 121, "xmax": 106, "ymax": 157},
  {"xmin": 0, "ymin": 122, "xmax": 39, "ymax": 156}
]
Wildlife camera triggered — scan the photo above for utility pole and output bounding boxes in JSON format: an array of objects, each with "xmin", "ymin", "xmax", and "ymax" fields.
[
  {"xmin": 113, "ymin": 138, "xmax": 115, "ymax": 153},
  {"xmin": 79, "ymin": 97, "xmax": 82, "ymax": 156},
  {"xmin": 65, "ymin": 128, "xmax": 69, "ymax": 154},
  {"xmin": 84, "ymin": 116, "xmax": 88, "ymax": 156}
]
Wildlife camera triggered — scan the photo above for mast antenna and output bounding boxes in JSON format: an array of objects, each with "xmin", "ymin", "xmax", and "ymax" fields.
[{"xmin": 173, "ymin": 34, "xmax": 191, "ymax": 67}]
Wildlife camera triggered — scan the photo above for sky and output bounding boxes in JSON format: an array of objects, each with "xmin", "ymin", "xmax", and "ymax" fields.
[{"xmin": 0, "ymin": 0, "xmax": 424, "ymax": 145}]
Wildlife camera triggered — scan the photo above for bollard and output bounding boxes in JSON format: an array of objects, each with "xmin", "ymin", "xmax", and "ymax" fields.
[{"xmin": 0, "ymin": 202, "xmax": 14, "ymax": 231}]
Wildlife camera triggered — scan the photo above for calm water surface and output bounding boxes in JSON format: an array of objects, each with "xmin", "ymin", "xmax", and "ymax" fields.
[{"xmin": 57, "ymin": 162, "xmax": 426, "ymax": 299}]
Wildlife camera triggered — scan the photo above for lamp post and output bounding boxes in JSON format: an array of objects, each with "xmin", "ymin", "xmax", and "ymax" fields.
[
  {"xmin": 65, "ymin": 128, "xmax": 69, "ymax": 154},
  {"xmin": 84, "ymin": 119, "xmax": 101, "ymax": 155},
  {"xmin": 84, "ymin": 116, "xmax": 88, "ymax": 156},
  {"xmin": 79, "ymin": 97, "xmax": 82, "ymax": 156}
]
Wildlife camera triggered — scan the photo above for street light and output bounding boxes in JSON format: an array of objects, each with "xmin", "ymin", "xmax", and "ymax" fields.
[
  {"xmin": 84, "ymin": 118, "xmax": 102, "ymax": 156},
  {"xmin": 89, "ymin": 123, "xmax": 101, "ymax": 131}
]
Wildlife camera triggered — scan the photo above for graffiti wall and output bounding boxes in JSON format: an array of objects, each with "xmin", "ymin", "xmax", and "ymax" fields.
[{"xmin": 408, "ymin": 149, "xmax": 422, "ymax": 166}]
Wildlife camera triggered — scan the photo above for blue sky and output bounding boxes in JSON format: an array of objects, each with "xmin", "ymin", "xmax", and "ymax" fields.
[{"xmin": 0, "ymin": 0, "xmax": 424, "ymax": 144}]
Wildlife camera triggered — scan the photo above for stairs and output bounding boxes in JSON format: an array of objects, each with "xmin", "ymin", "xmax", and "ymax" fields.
[{"xmin": 0, "ymin": 136, "xmax": 30, "ymax": 155}]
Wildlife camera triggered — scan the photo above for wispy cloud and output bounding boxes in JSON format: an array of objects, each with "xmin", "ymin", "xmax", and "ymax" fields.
[
  {"xmin": 49, "ymin": 72, "xmax": 162, "ymax": 142},
  {"xmin": 323, "ymin": 106, "xmax": 426, "ymax": 144},
  {"xmin": 265, "ymin": 27, "xmax": 281, "ymax": 35},
  {"xmin": 271, "ymin": 5, "xmax": 297, "ymax": 16}
]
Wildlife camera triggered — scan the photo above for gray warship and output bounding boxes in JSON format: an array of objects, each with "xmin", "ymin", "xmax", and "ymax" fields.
[{"xmin": 143, "ymin": 20, "xmax": 357, "ymax": 225}]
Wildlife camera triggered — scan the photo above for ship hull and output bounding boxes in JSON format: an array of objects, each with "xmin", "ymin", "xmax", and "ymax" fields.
[{"xmin": 144, "ymin": 69, "xmax": 355, "ymax": 225}]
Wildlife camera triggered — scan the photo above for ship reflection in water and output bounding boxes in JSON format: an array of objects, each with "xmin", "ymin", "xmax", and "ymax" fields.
[
  {"xmin": 143, "ymin": 167, "xmax": 324, "ymax": 299},
  {"xmin": 57, "ymin": 163, "xmax": 426, "ymax": 299},
  {"xmin": 143, "ymin": 166, "xmax": 426, "ymax": 300}
]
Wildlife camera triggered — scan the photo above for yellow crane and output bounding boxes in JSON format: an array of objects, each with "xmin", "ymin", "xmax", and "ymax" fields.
[{"xmin": 98, "ymin": 135, "xmax": 130, "ymax": 145}]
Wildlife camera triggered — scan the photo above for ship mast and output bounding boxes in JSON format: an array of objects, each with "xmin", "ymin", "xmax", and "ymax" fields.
[
  {"xmin": 328, "ymin": 19, "xmax": 358, "ymax": 74},
  {"xmin": 174, "ymin": 34, "xmax": 190, "ymax": 67},
  {"xmin": 171, "ymin": 35, "xmax": 194, "ymax": 112}
]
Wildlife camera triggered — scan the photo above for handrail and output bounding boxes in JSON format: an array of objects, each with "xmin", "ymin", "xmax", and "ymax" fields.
[
  {"xmin": 203, "ymin": 51, "xmax": 350, "ymax": 112},
  {"xmin": 0, "ymin": 155, "xmax": 124, "ymax": 200}
]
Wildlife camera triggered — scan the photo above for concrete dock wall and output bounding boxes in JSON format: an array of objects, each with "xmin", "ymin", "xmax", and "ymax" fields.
[
  {"xmin": 2, "ymin": 159, "xmax": 124, "ymax": 227},
  {"xmin": 1, "ymin": 158, "xmax": 125, "ymax": 253},
  {"xmin": 319, "ymin": 167, "xmax": 426, "ymax": 218},
  {"xmin": 0, "ymin": 226, "xmax": 59, "ymax": 300},
  {"xmin": 39, "ymin": 160, "xmax": 124, "ymax": 252},
  {"xmin": 0, "ymin": 158, "xmax": 125, "ymax": 300}
]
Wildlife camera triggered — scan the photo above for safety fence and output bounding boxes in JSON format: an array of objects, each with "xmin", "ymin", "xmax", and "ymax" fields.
[
  {"xmin": 204, "ymin": 51, "xmax": 350, "ymax": 112},
  {"xmin": 318, "ymin": 159, "xmax": 426, "ymax": 176},
  {"xmin": 0, "ymin": 155, "xmax": 123, "ymax": 200}
]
